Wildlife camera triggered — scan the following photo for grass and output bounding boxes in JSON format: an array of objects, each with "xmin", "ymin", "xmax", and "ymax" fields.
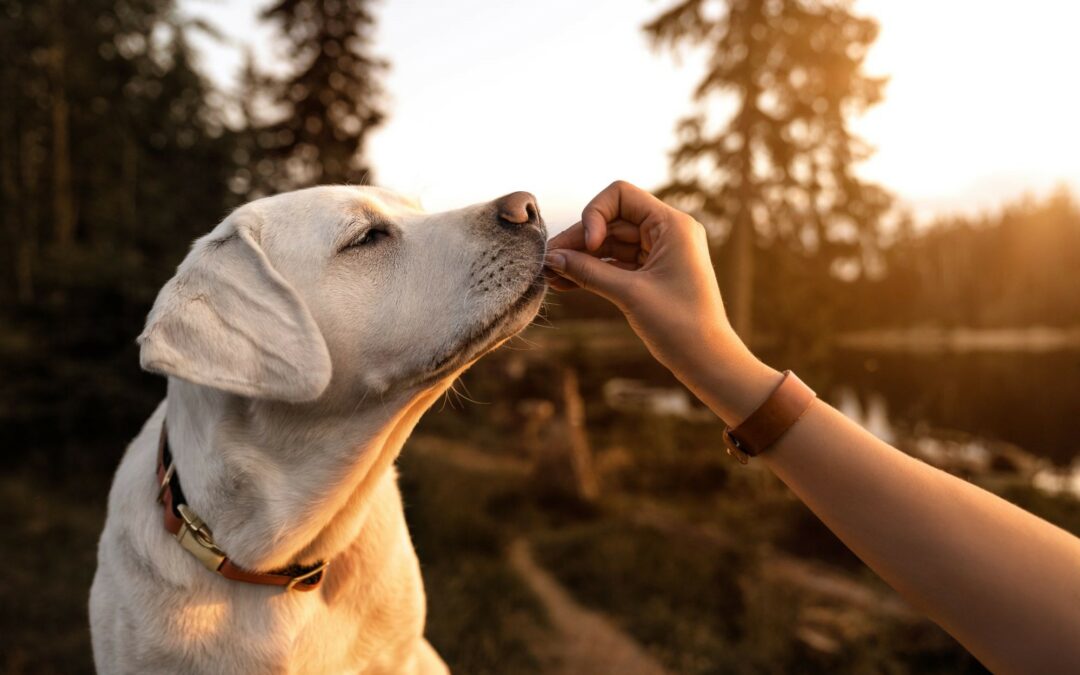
[
  {"xmin": 532, "ymin": 519, "xmax": 752, "ymax": 674},
  {"xmin": 397, "ymin": 443, "xmax": 550, "ymax": 674},
  {"xmin": 6, "ymin": 337, "xmax": 1074, "ymax": 675},
  {"xmin": 0, "ymin": 472, "xmax": 105, "ymax": 675},
  {"xmin": 531, "ymin": 516, "xmax": 991, "ymax": 675}
]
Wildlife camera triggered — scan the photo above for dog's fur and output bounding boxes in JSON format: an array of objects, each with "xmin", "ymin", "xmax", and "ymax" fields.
[{"xmin": 89, "ymin": 186, "xmax": 546, "ymax": 674}]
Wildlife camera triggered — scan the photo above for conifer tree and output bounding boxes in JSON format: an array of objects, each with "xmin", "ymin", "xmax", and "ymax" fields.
[
  {"xmin": 257, "ymin": 0, "xmax": 387, "ymax": 191},
  {"xmin": 646, "ymin": 0, "xmax": 891, "ymax": 342},
  {"xmin": 0, "ymin": 0, "xmax": 240, "ymax": 465}
]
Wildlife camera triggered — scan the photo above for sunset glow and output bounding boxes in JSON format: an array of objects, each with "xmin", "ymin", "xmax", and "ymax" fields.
[
  {"xmin": 186, "ymin": 0, "xmax": 1080, "ymax": 226},
  {"xmin": 853, "ymin": 0, "xmax": 1080, "ymax": 219}
]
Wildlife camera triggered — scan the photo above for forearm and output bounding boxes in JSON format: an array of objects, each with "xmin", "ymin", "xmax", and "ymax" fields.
[
  {"xmin": 693, "ymin": 350, "xmax": 1080, "ymax": 674},
  {"xmin": 549, "ymin": 178, "xmax": 1080, "ymax": 670}
]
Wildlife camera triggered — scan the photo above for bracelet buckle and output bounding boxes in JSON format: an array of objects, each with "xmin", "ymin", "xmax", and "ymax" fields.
[{"xmin": 723, "ymin": 429, "xmax": 750, "ymax": 465}]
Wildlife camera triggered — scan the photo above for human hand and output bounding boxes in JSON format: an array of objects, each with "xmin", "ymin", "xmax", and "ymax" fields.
[{"xmin": 545, "ymin": 182, "xmax": 772, "ymax": 411}]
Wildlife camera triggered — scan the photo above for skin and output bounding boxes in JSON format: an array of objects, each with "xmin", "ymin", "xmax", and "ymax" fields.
[{"xmin": 545, "ymin": 180, "xmax": 1080, "ymax": 675}]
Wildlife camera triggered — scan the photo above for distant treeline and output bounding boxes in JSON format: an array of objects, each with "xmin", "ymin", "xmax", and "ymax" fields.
[
  {"xmin": 555, "ymin": 188, "xmax": 1080, "ymax": 343},
  {"xmin": 838, "ymin": 188, "xmax": 1080, "ymax": 331},
  {"xmin": 747, "ymin": 188, "xmax": 1080, "ymax": 342},
  {"xmin": 0, "ymin": 0, "xmax": 384, "ymax": 472},
  {"xmin": 1, "ymin": 0, "xmax": 1077, "ymax": 474}
]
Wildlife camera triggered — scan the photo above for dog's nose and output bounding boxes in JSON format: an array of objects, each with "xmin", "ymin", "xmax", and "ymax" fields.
[{"xmin": 495, "ymin": 191, "xmax": 540, "ymax": 229}]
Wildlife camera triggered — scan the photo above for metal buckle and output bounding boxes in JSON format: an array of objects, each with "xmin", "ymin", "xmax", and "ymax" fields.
[
  {"xmin": 176, "ymin": 503, "xmax": 227, "ymax": 571},
  {"xmin": 286, "ymin": 561, "xmax": 329, "ymax": 591},
  {"xmin": 723, "ymin": 429, "xmax": 750, "ymax": 465}
]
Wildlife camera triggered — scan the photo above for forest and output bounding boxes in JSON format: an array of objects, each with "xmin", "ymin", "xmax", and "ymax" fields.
[
  {"xmin": 1, "ymin": 0, "xmax": 386, "ymax": 471},
  {"xmin": 2, "ymin": 0, "xmax": 1079, "ymax": 673},
  {"xmin": 3, "ymin": 0, "xmax": 1076, "ymax": 475}
]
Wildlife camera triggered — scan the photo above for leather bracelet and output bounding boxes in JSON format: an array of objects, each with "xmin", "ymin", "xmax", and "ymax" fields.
[{"xmin": 723, "ymin": 370, "xmax": 816, "ymax": 464}]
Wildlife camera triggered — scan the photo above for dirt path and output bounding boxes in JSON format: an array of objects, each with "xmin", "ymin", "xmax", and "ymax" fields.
[
  {"xmin": 508, "ymin": 538, "xmax": 671, "ymax": 675},
  {"xmin": 410, "ymin": 431, "xmax": 914, "ymax": 663},
  {"xmin": 408, "ymin": 435, "xmax": 669, "ymax": 673}
]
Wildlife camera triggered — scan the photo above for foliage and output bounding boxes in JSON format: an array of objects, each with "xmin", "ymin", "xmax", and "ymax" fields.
[
  {"xmin": 0, "ymin": 0, "xmax": 389, "ymax": 476},
  {"xmin": 0, "ymin": 472, "xmax": 105, "ymax": 674},
  {"xmin": 534, "ymin": 520, "xmax": 750, "ymax": 674},
  {"xmin": 0, "ymin": 0, "xmax": 241, "ymax": 474},
  {"xmin": 243, "ymin": 0, "xmax": 387, "ymax": 195},
  {"xmin": 398, "ymin": 445, "xmax": 547, "ymax": 675},
  {"xmin": 645, "ymin": 0, "xmax": 893, "ymax": 340},
  {"xmin": 839, "ymin": 187, "xmax": 1080, "ymax": 330}
]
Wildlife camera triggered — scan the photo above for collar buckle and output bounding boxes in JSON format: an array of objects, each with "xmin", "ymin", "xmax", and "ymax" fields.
[{"xmin": 176, "ymin": 503, "xmax": 227, "ymax": 572}]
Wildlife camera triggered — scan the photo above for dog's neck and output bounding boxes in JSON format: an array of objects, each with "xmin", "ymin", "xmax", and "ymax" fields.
[{"xmin": 163, "ymin": 376, "xmax": 455, "ymax": 571}]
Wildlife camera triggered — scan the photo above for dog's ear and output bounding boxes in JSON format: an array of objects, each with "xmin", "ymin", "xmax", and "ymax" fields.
[{"xmin": 138, "ymin": 209, "xmax": 332, "ymax": 402}]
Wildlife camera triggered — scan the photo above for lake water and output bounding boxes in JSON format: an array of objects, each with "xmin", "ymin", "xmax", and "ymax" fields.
[
  {"xmin": 528, "ymin": 323, "xmax": 1080, "ymax": 479},
  {"xmin": 816, "ymin": 349, "xmax": 1080, "ymax": 466}
]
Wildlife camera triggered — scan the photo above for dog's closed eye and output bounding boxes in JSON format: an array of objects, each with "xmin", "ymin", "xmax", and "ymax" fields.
[{"xmin": 340, "ymin": 226, "xmax": 391, "ymax": 252}]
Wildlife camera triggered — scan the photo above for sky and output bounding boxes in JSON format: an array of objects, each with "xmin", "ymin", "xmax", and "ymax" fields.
[{"xmin": 182, "ymin": 0, "xmax": 1080, "ymax": 230}]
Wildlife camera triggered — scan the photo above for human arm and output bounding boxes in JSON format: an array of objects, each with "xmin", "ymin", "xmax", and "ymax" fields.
[{"xmin": 545, "ymin": 180, "xmax": 1080, "ymax": 675}]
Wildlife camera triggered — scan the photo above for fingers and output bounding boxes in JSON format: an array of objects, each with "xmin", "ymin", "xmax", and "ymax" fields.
[
  {"xmin": 543, "ymin": 238, "xmax": 641, "ymax": 290},
  {"xmin": 545, "ymin": 255, "xmax": 640, "ymax": 291},
  {"xmin": 581, "ymin": 180, "xmax": 668, "ymax": 251},
  {"xmin": 545, "ymin": 224, "xmax": 642, "ymax": 285},
  {"xmin": 593, "ymin": 238, "xmax": 641, "ymax": 264},
  {"xmin": 547, "ymin": 275, "xmax": 579, "ymax": 291},
  {"xmin": 545, "ymin": 249, "xmax": 634, "ymax": 302},
  {"xmin": 548, "ymin": 219, "xmax": 641, "ymax": 252},
  {"xmin": 543, "ymin": 266, "xmax": 578, "ymax": 290},
  {"xmin": 546, "ymin": 221, "xmax": 585, "ymax": 251}
]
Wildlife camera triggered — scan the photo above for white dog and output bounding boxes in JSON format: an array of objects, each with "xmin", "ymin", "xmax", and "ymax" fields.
[{"xmin": 89, "ymin": 186, "xmax": 547, "ymax": 674}]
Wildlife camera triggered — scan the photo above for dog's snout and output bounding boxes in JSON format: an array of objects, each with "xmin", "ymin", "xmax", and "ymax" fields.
[{"xmin": 495, "ymin": 191, "xmax": 540, "ymax": 229}]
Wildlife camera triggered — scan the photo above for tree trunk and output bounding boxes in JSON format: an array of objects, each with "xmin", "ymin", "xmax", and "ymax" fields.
[
  {"xmin": 729, "ymin": 12, "xmax": 761, "ymax": 346},
  {"xmin": 560, "ymin": 367, "xmax": 600, "ymax": 503},
  {"xmin": 0, "ymin": 95, "xmax": 33, "ymax": 302},
  {"xmin": 49, "ymin": 0, "xmax": 75, "ymax": 249},
  {"xmin": 728, "ymin": 208, "xmax": 755, "ymax": 344},
  {"xmin": 18, "ymin": 130, "xmax": 44, "ymax": 304},
  {"xmin": 532, "ymin": 367, "xmax": 601, "ymax": 504},
  {"xmin": 123, "ymin": 127, "xmax": 138, "ymax": 234}
]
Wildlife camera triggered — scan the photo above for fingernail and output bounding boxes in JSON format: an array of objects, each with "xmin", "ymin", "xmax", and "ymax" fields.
[{"xmin": 545, "ymin": 251, "xmax": 566, "ymax": 271}]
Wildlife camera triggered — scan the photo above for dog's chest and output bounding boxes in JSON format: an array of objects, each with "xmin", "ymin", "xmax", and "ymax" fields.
[{"xmin": 150, "ymin": 543, "xmax": 428, "ymax": 674}]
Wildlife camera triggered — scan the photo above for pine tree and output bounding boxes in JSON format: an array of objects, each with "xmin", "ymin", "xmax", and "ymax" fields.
[
  {"xmin": 646, "ymin": 0, "xmax": 892, "ymax": 343},
  {"xmin": 256, "ymin": 0, "xmax": 387, "ymax": 191},
  {"xmin": 0, "ymin": 0, "xmax": 241, "ymax": 470}
]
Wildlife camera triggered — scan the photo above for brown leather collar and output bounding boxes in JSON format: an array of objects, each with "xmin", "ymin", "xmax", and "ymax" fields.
[{"xmin": 156, "ymin": 420, "xmax": 328, "ymax": 592}]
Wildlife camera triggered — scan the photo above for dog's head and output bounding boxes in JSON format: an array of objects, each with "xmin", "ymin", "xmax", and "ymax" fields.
[{"xmin": 138, "ymin": 186, "xmax": 546, "ymax": 403}]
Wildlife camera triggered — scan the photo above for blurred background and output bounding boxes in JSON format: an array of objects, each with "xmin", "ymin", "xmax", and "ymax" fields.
[{"xmin": 2, "ymin": 0, "xmax": 1079, "ymax": 673}]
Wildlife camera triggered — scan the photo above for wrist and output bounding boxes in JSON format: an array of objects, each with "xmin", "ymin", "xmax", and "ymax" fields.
[{"xmin": 680, "ymin": 331, "xmax": 783, "ymax": 426}]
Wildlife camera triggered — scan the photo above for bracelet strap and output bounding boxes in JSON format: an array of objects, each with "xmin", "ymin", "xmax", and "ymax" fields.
[{"xmin": 723, "ymin": 370, "xmax": 816, "ymax": 464}]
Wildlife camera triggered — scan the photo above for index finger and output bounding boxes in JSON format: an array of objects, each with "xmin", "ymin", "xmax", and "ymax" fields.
[
  {"xmin": 547, "ymin": 221, "xmax": 586, "ymax": 251},
  {"xmin": 547, "ymin": 219, "xmax": 643, "ymax": 251},
  {"xmin": 581, "ymin": 180, "xmax": 667, "ymax": 251}
]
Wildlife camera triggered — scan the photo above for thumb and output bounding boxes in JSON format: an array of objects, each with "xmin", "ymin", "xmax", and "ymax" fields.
[{"xmin": 546, "ymin": 248, "xmax": 633, "ymax": 303}]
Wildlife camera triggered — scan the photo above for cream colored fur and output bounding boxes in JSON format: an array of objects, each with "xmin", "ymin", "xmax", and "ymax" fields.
[{"xmin": 89, "ymin": 185, "xmax": 547, "ymax": 674}]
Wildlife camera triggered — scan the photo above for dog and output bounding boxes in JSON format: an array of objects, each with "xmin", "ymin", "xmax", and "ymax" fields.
[{"xmin": 89, "ymin": 186, "xmax": 547, "ymax": 674}]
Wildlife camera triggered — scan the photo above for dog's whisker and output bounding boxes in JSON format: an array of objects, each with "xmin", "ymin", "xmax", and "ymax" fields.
[
  {"xmin": 438, "ymin": 388, "xmax": 455, "ymax": 412},
  {"xmin": 449, "ymin": 378, "xmax": 487, "ymax": 406}
]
